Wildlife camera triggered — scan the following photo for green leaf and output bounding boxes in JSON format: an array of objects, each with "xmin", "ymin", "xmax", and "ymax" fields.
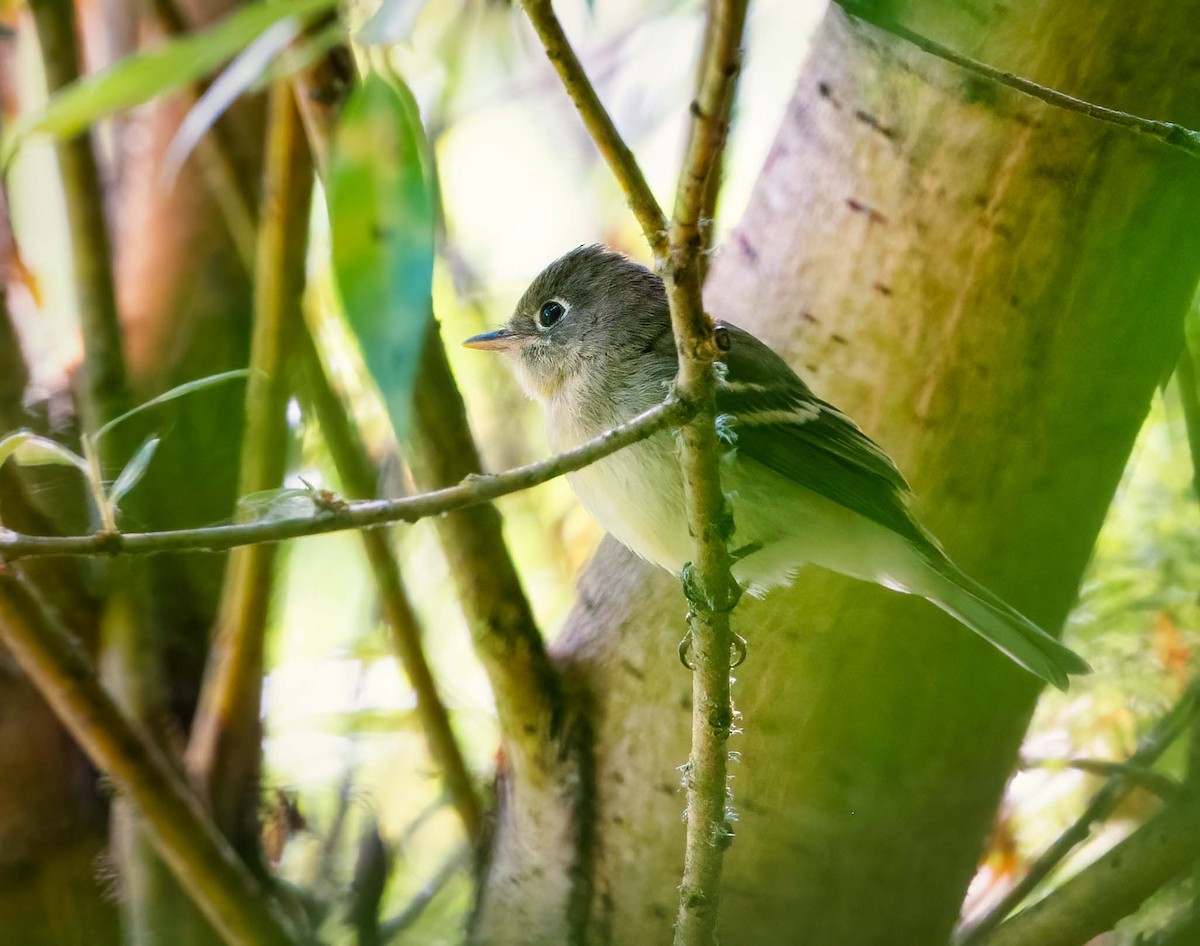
[
  {"xmin": 1, "ymin": 0, "xmax": 337, "ymax": 164},
  {"xmin": 95, "ymin": 368, "xmax": 250, "ymax": 442},
  {"xmin": 0, "ymin": 429, "xmax": 89, "ymax": 473},
  {"xmin": 108, "ymin": 435, "xmax": 161, "ymax": 508},
  {"xmin": 328, "ymin": 71, "xmax": 434, "ymax": 438},
  {"xmin": 0, "ymin": 429, "xmax": 32, "ymax": 469}
]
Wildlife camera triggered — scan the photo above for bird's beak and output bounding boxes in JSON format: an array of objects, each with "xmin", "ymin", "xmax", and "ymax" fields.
[{"xmin": 462, "ymin": 328, "xmax": 520, "ymax": 352}]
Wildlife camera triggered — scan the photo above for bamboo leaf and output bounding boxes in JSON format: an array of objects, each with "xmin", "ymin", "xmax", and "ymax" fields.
[
  {"xmin": 108, "ymin": 435, "xmax": 161, "ymax": 508},
  {"xmin": 95, "ymin": 369, "xmax": 250, "ymax": 442},
  {"xmin": 0, "ymin": 430, "xmax": 89, "ymax": 473},
  {"xmin": 160, "ymin": 17, "xmax": 302, "ymax": 188},
  {"xmin": 1, "ymin": 0, "xmax": 336, "ymax": 164},
  {"xmin": 0, "ymin": 430, "xmax": 32, "ymax": 469},
  {"xmin": 328, "ymin": 71, "xmax": 434, "ymax": 437}
]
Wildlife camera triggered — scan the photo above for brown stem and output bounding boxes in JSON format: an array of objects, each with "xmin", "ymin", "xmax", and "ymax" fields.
[
  {"xmin": 407, "ymin": 321, "xmax": 566, "ymax": 770},
  {"xmin": 518, "ymin": 0, "xmax": 668, "ymax": 261},
  {"xmin": 185, "ymin": 82, "xmax": 312, "ymax": 854},
  {"xmin": 295, "ymin": 325, "xmax": 484, "ymax": 840},
  {"xmin": 665, "ymin": 4, "xmax": 749, "ymax": 941},
  {"xmin": 0, "ymin": 570, "xmax": 305, "ymax": 946}
]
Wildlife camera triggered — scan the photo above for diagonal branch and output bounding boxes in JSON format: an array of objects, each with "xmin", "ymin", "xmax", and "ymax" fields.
[
  {"xmin": 406, "ymin": 320, "xmax": 569, "ymax": 768},
  {"xmin": 296, "ymin": 325, "xmax": 484, "ymax": 841},
  {"xmin": 837, "ymin": 1, "xmax": 1200, "ymax": 159},
  {"xmin": 0, "ymin": 396, "xmax": 689, "ymax": 559},
  {"xmin": 518, "ymin": 0, "xmax": 668, "ymax": 260},
  {"xmin": 0, "ymin": 569, "xmax": 305, "ymax": 946},
  {"xmin": 977, "ymin": 798, "xmax": 1200, "ymax": 946},
  {"xmin": 959, "ymin": 679, "xmax": 1199, "ymax": 944}
]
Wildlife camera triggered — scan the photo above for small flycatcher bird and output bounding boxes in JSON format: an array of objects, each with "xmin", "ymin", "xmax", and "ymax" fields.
[{"xmin": 464, "ymin": 245, "xmax": 1089, "ymax": 689}]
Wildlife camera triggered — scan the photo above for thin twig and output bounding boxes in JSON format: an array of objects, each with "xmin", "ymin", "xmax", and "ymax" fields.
[
  {"xmin": 379, "ymin": 844, "xmax": 469, "ymax": 943},
  {"xmin": 185, "ymin": 82, "xmax": 313, "ymax": 856},
  {"xmin": 837, "ymin": 1, "xmax": 1200, "ymax": 159},
  {"xmin": 664, "ymin": 5, "xmax": 749, "ymax": 944},
  {"xmin": 0, "ymin": 396, "xmax": 690, "ymax": 559},
  {"xmin": 0, "ymin": 570, "xmax": 305, "ymax": 946},
  {"xmin": 977, "ymin": 798, "xmax": 1200, "ymax": 946},
  {"xmin": 296, "ymin": 325, "xmax": 484, "ymax": 841},
  {"xmin": 518, "ymin": 0, "xmax": 668, "ymax": 260},
  {"xmin": 959, "ymin": 679, "xmax": 1199, "ymax": 944},
  {"xmin": 1019, "ymin": 758, "xmax": 1182, "ymax": 799}
]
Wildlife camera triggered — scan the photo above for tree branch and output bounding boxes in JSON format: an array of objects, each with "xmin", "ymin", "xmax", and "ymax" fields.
[
  {"xmin": 0, "ymin": 569, "xmax": 305, "ymax": 946},
  {"xmin": 519, "ymin": 1, "xmax": 748, "ymax": 937},
  {"xmin": 837, "ymin": 1, "xmax": 1200, "ymax": 159},
  {"xmin": 960, "ymin": 678, "xmax": 1199, "ymax": 944},
  {"xmin": 0, "ymin": 396, "xmax": 690, "ymax": 558},
  {"xmin": 406, "ymin": 319, "xmax": 568, "ymax": 770},
  {"xmin": 1019, "ymin": 758, "xmax": 1182, "ymax": 799},
  {"xmin": 977, "ymin": 798, "xmax": 1200, "ymax": 946},
  {"xmin": 518, "ymin": 0, "xmax": 669, "ymax": 260},
  {"xmin": 664, "ymin": 6, "xmax": 748, "ymax": 945},
  {"xmin": 185, "ymin": 81, "xmax": 313, "ymax": 857}
]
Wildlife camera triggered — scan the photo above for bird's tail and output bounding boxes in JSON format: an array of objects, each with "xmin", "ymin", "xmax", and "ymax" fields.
[{"xmin": 913, "ymin": 556, "xmax": 1090, "ymax": 691}]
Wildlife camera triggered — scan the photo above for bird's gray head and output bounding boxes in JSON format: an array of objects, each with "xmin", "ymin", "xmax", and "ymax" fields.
[{"xmin": 462, "ymin": 245, "xmax": 673, "ymax": 407}]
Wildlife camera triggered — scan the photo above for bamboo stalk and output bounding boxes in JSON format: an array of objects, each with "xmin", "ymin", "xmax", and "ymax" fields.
[
  {"xmin": 185, "ymin": 82, "xmax": 313, "ymax": 854},
  {"xmin": 0, "ymin": 570, "xmax": 305, "ymax": 946}
]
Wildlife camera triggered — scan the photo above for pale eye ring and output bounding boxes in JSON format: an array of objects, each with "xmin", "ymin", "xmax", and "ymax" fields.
[{"xmin": 538, "ymin": 299, "xmax": 567, "ymax": 329}]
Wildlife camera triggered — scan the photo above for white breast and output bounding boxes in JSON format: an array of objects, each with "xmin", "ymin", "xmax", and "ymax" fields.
[{"xmin": 547, "ymin": 407, "xmax": 693, "ymax": 575}]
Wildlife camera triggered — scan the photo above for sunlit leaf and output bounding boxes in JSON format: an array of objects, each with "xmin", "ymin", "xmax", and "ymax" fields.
[
  {"xmin": 0, "ymin": 429, "xmax": 32, "ymax": 469},
  {"xmin": 95, "ymin": 368, "xmax": 250, "ymax": 442},
  {"xmin": 160, "ymin": 17, "xmax": 302, "ymax": 188},
  {"xmin": 328, "ymin": 71, "xmax": 434, "ymax": 438},
  {"xmin": 1, "ymin": 0, "xmax": 336, "ymax": 164},
  {"xmin": 108, "ymin": 435, "xmax": 161, "ymax": 508},
  {"xmin": 357, "ymin": 0, "xmax": 429, "ymax": 46},
  {"xmin": 0, "ymin": 429, "xmax": 89, "ymax": 473}
]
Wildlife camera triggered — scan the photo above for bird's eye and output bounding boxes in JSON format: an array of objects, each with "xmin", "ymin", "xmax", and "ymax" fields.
[{"xmin": 538, "ymin": 300, "xmax": 566, "ymax": 329}]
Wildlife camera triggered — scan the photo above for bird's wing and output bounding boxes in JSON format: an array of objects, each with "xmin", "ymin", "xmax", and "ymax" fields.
[{"xmin": 713, "ymin": 321, "xmax": 936, "ymax": 552}]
